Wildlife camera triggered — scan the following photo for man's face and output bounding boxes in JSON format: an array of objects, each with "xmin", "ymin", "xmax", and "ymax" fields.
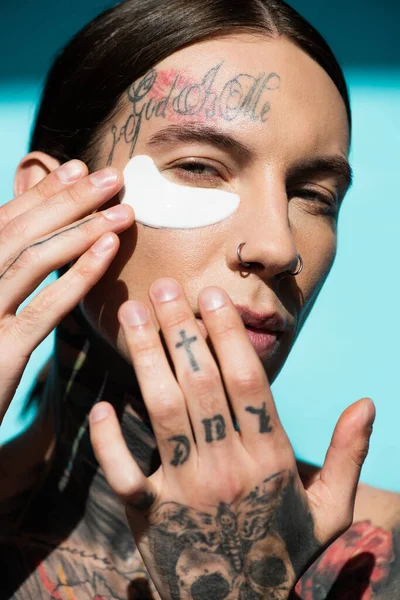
[{"xmin": 81, "ymin": 34, "xmax": 350, "ymax": 383}]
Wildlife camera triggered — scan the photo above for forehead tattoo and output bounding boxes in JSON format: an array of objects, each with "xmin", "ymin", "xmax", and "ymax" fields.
[
  {"xmin": 106, "ymin": 62, "xmax": 281, "ymax": 165},
  {"xmin": 106, "ymin": 61, "xmax": 351, "ymax": 195}
]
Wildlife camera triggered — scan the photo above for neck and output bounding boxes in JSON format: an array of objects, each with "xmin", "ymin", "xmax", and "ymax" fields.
[{"xmin": 21, "ymin": 307, "xmax": 160, "ymax": 562}]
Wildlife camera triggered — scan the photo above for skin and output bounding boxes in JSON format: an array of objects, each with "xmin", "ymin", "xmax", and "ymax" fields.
[
  {"xmin": 0, "ymin": 33, "xmax": 398, "ymax": 598},
  {"xmin": 80, "ymin": 35, "xmax": 350, "ymax": 381}
]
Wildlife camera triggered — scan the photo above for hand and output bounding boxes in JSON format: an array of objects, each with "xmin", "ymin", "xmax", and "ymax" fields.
[
  {"xmin": 0, "ymin": 160, "xmax": 134, "ymax": 500},
  {"xmin": 90, "ymin": 277, "xmax": 375, "ymax": 600}
]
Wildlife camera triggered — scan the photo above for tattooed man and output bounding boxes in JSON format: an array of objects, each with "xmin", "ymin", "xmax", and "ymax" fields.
[{"xmin": 1, "ymin": 1, "xmax": 399, "ymax": 599}]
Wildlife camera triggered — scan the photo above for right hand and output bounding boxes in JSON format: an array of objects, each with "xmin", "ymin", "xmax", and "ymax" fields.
[{"xmin": 0, "ymin": 159, "xmax": 134, "ymax": 428}]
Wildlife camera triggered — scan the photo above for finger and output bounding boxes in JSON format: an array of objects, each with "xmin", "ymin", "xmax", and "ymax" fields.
[
  {"xmin": 307, "ymin": 397, "xmax": 375, "ymax": 541},
  {"xmin": 0, "ymin": 166, "xmax": 124, "ymax": 262},
  {"xmin": 0, "ymin": 232, "xmax": 122, "ymax": 423},
  {"xmin": 0, "ymin": 160, "xmax": 88, "ymax": 231},
  {"xmin": 119, "ymin": 300, "xmax": 197, "ymax": 475},
  {"xmin": 89, "ymin": 402, "xmax": 157, "ymax": 513},
  {"xmin": 148, "ymin": 278, "xmax": 236, "ymax": 453},
  {"xmin": 0, "ymin": 202, "xmax": 134, "ymax": 316},
  {"xmin": 198, "ymin": 286, "xmax": 290, "ymax": 456}
]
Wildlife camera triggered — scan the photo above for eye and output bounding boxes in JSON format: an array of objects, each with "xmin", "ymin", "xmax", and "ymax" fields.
[
  {"xmin": 177, "ymin": 162, "xmax": 218, "ymax": 176},
  {"xmin": 168, "ymin": 159, "xmax": 227, "ymax": 187},
  {"xmin": 289, "ymin": 187, "xmax": 339, "ymax": 218}
]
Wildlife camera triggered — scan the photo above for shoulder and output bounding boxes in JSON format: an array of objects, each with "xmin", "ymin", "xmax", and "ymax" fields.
[{"xmin": 296, "ymin": 475, "xmax": 400, "ymax": 599}]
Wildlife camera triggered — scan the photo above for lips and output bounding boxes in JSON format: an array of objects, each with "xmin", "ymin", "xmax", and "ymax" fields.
[
  {"xmin": 235, "ymin": 307, "xmax": 287, "ymax": 358},
  {"xmin": 242, "ymin": 327, "xmax": 279, "ymax": 358},
  {"xmin": 196, "ymin": 304, "xmax": 288, "ymax": 359},
  {"xmin": 234, "ymin": 305, "xmax": 286, "ymax": 333}
]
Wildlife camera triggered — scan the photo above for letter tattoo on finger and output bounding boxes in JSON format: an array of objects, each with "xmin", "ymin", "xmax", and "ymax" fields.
[
  {"xmin": 245, "ymin": 402, "xmax": 272, "ymax": 433},
  {"xmin": 202, "ymin": 414, "xmax": 226, "ymax": 443},
  {"xmin": 168, "ymin": 435, "xmax": 191, "ymax": 467}
]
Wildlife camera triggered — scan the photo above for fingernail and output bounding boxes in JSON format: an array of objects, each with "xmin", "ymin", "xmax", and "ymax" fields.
[
  {"xmin": 200, "ymin": 287, "xmax": 226, "ymax": 311},
  {"xmin": 150, "ymin": 278, "xmax": 180, "ymax": 303},
  {"xmin": 90, "ymin": 168, "xmax": 119, "ymax": 188},
  {"xmin": 57, "ymin": 160, "xmax": 85, "ymax": 183},
  {"xmin": 90, "ymin": 403, "xmax": 109, "ymax": 423},
  {"xmin": 92, "ymin": 234, "xmax": 115, "ymax": 255},
  {"xmin": 92, "ymin": 233, "xmax": 114, "ymax": 254},
  {"xmin": 103, "ymin": 204, "xmax": 131, "ymax": 221},
  {"xmin": 120, "ymin": 301, "xmax": 150, "ymax": 327}
]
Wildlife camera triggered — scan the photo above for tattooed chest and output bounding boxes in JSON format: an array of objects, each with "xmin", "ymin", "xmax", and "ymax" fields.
[{"xmin": 2, "ymin": 540, "xmax": 159, "ymax": 600}]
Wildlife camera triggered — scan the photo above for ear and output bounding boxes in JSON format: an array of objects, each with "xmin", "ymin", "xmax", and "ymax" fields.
[{"xmin": 14, "ymin": 151, "xmax": 61, "ymax": 197}]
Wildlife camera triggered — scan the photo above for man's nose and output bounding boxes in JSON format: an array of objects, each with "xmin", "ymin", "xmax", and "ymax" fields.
[{"xmin": 234, "ymin": 179, "xmax": 299, "ymax": 278}]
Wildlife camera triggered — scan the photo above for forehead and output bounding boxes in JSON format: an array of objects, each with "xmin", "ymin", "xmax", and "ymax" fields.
[
  {"xmin": 142, "ymin": 34, "xmax": 349, "ymax": 154},
  {"xmin": 106, "ymin": 33, "xmax": 350, "ymax": 171}
]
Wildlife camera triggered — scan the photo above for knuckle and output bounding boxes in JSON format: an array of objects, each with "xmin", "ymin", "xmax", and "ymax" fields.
[
  {"xmin": 0, "ymin": 204, "xmax": 12, "ymax": 231},
  {"xmin": 130, "ymin": 336, "xmax": 158, "ymax": 361},
  {"xmin": 34, "ymin": 178, "xmax": 50, "ymax": 203},
  {"xmin": 10, "ymin": 309, "xmax": 39, "ymax": 341},
  {"xmin": 1, "ymin": 215, "xmax": 29, "ymax": 242},
  {"xmin": 231, "ymin": 367, "xmax": 265, "ymax": 396},
  {"xmin": 163, "ymin": 310, "xmax": 192, "ymax": 331},
  {"xmin": 212, "ymin": 314, "xmax": 238, "ymax": 339},
  {"xmin": 63, "ymin": 182, "xmax": 83, "ymax": 207},
  {"xmin": 76, "ymin": 215, "xmax": 99, "ymax": 238},
  {"xmin": 112, "ymin": 475, "xmax": 142, "ymax": 503},
  {"xmin": 206, "ymin": 469, "xmax": 244, "ymax": 503},
  {"xmin": 69, "ymin": 262, "xmax": 91, "ymax": 287},
  {"xmin": 95, "ymin": 213, "xmax": 111, "ymax": 229},
  {"xmin": 19, "ymin": 303, "xmax": 42, "ymax": 326},
  {"xmin": 350, "ymin": 439, "xmax": 370, "ymax": 469},
  {"xmin": 22, "ymin": 244, "xmax": 41, "ymax": 266},
  {"xmin": 2, "ymin": 245, "xmax": 41, "ymax": 280},
  {"xmin": 182, "ymin": 364, "xmax": 221, "ymax": 395},
  {"xmin": 149, "ymin": 393, "xmax": 182, "ymax": 422},
  {"xmin": 31, "ymin": 287, "xmax": 58, "ymax": 314},
  {"xmin": 72, "ymin": 217, "xmax": 91, "ymax": 238}
]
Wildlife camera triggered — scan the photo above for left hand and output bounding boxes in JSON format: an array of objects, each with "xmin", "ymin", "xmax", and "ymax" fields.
[{"xmin": 89, "ymin": 277, "xmax": 374, "ymax": 600}]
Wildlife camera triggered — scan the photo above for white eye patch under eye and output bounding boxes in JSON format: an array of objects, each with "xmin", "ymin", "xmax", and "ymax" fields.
[{"xmin": 121, "ymin": 155, "xmax": 240, "ymax": 229}]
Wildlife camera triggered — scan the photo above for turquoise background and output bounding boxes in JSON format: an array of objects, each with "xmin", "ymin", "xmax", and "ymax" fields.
[{"xmin": 0, "ymin": 1, "xmax": 399, "ymax": 491}]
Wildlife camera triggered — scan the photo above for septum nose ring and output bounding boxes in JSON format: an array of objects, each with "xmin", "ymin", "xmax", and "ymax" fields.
[{"xmin": 237, "ymin": 242, "xmax": 303, "ymax": 277}]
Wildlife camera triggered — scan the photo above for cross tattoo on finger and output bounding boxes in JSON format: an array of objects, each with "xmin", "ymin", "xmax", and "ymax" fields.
[{"xmin": 175, "ymin": 330, "xmax": 200, "ymax": 372}]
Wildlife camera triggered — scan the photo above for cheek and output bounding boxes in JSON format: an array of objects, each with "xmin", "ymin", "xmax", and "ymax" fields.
[
  {"xmin": 80, "ymin": 227, "xmax": 222, "ymax": 358},
  {"xmin": 128, "ymin": 227, "xmax": 218, "ymax": 280},
  {"xmin": 296, "ymin": 219, "xmax": 337, "ymax": 318}
]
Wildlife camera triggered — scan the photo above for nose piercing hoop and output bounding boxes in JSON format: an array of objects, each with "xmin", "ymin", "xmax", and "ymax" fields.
[
  {"xmin": 237, "ymin": 242, "xmax": 252, "ymax": 268},
  {"xmin": 287, "ymin": 254, "xmax": 303, "ymax": 277},
  {"xmin": 237, "ymin": 242, "xmax": 303, "ymax": 277}
]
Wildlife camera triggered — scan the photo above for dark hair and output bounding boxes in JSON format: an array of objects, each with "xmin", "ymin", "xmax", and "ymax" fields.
[{"xmin": 30, "ymin": 0, "xmax": 351, "ymax": 170}]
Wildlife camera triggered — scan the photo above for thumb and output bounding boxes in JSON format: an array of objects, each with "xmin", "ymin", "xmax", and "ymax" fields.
[
  {"xmin": 89, "ymin": 402, "xmax": 157, "ymax": 513},
  {"xmin": 307, "ymin": 397, "xmax": 375, "ymax": 541}
]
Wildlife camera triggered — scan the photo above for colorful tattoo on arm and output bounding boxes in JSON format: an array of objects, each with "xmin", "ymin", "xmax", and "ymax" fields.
[{"xmin": 295, "ymin": 520, "xmax": 400, "ymax": 599}]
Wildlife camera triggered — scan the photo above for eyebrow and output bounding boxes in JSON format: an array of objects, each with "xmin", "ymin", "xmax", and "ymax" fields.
[
  {"xmin": 147, "ymin": 123, "xmax": 353, "ymax": 190},
  {"xmin": 147, "ymin": 124, "xmax": 253, "ymax": 164},
  {"xmin": 287, "ymin": 156, "xmax": 353, "ymax": 191}
]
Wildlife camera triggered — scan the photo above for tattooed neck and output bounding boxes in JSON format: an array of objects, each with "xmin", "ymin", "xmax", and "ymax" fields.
[{"xmin": 16, "ymin": 307, "xmax": 159, "ymax": 558}]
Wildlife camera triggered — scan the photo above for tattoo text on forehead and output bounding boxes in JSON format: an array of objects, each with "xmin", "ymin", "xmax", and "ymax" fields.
[{"xmin": 107, "ymin": 62, "xmax": 281, "ymax": 165}]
